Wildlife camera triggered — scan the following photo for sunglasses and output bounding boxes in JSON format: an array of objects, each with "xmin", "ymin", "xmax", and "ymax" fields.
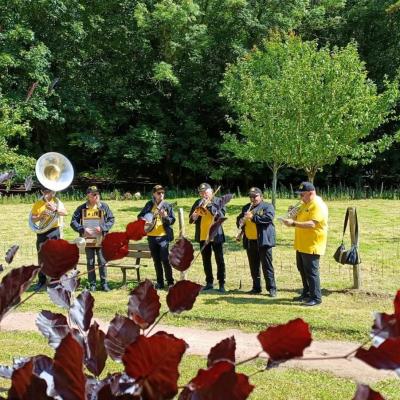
[
  {"xmin": 155, "ymin": 191, "xmax": 165, "ymax": 195},
  {"xmin": 249, "ymin": 194, "xmax": 260, "ymax": 198}
]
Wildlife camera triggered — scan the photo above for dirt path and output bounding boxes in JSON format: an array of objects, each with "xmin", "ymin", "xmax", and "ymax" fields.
[{"xmin": 1, "ymin": 312, "xmax": 396, "ymax": 384}]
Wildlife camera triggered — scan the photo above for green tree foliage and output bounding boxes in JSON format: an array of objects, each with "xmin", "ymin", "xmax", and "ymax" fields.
[{"xmin": 221, "ymin": 36, "xmax": 400, "ymax": 202}]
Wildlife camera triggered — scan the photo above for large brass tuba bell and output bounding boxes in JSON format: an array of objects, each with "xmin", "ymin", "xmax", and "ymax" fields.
[
  {"xmin": 28, "ymin": 152, "xmax": 74, "ymax": 234},
  {"xmin": 35, "ymin": 152, "xmax": 74, "ymax": 192}
]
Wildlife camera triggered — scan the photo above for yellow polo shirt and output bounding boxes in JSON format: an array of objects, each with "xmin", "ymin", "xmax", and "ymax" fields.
[
  {"xmin": 147, "ymin": 204, "xmax": 166, "ymax": 237},
  {"xmin": 31, "ymin": 198, "xmax": 62, "ymax": 229},
  {"xmin": 244, "ymin": 219, "xmax": 257, "ymax": 240},
  {"xmin": 200, "ymin": 209, "xmax": 214, "ymax": 241},
  {"xmin": 294, "ymin": 196, "xmax": 328, "ymax": 255}
]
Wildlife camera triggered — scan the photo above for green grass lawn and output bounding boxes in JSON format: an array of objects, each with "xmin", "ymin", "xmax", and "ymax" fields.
[
  {"xmin": 1, "ymin": 330, "xmax": 399, "ymax": 399},
  {"xmin": 1, "ymin": 197, "xmax": 400, "ymax": 343}
]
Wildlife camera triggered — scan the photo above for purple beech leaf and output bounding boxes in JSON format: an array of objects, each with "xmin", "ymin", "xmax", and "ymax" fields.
[
  {"xmin": 0, "ymin": 365, "xmax": 14, "ymax": 378},
  {"xmin": 127, "ymin": 280, "xmax": 161, "ymax": 329},
  {"xmin": 355, "ymin": 338, "xmax": 400, "ymax": 371},
  {"xmin": 208, "ymin": 217, "xmax": 227, "ymax": 243},
  {"xmin": 0, "ymin": 171, "xmax": 15, "ymax": 184},
  {"xmin": 94, "ymin": 373, "xmax": 141, "ymax": 399},
  {"xmin": 39, "ymin": 239, "xmax": 79, "ymax": 279},
  {"xmin": 180, "ymin": 360, "xmax": 254, "ymax": 400},
  {"xmin": 85, "ymin": 321, "xmax": 107, "ymax": 377},
  {"xmin": 5, "ymin": 245, "xmax": 19, "ymax": 264},
  {"xmin": 8, "ymin": 358, "xmax": 52, "ymax": 400},
  {"xmin": 104, "ymin": 314, "xmax": 140, "ymax": 361},
  {"xmin": 47, "ymin": 286, "xmax": 71, "ymax": 309},
  {"xmin": 353, "ymin": 384, "xmax": 385, "ymax": 400},
  {"xmin": 219, "ymin": 193, "xmax": 234, "ymax": 209},
  {"xmin": 207, "ymin": 336, "xmax": 236, "ymax": 367},
  {"xmin": 24, "ymin": 175, "xmax": 33, "ymax": 191},
  {"xmin": 122, "ymin": 332, "xmax": 187, "ymax": 400},
  {"xmin": 36, "ymin": 310, "xmax": 70, "ymax": 349},
  {"xmin": 69, "ymin": 290, "xmax": 94, "ymax": 332},
  {"xmin": 168, "ymin": 238, "xmax": 194, "ymax": 272},
  {"xmin": 166, "ymin": 280, "xmax": 202, "ymax": 313},
  {"xmin": 54, "ymin": 334, "xmax": 86, "ymax": 400},
  {"xmin": 60, "ymin": 270, "xmax": 80, "ymax": 292},
  {"xmin": 0, "ymin": 265, "xmax": 39, "ymax": 322}
]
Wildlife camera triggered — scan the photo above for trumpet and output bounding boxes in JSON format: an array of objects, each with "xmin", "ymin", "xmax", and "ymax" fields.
[
  {"xmin": 193, "ymin": 186, "xmax": 221, "ymax": 217},
  {"xmin": 235, "ymin": 203, "xmax": 255, "ymax": 242},
  {"xmin": 277, "ymin": 201, "xmax": 302, "ymax": 223}
]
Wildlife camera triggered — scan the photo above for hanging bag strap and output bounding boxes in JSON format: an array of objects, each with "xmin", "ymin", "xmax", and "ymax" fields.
[{"xmin": 340, "ymin": 208, "xmax": 350, "ymax": 243}]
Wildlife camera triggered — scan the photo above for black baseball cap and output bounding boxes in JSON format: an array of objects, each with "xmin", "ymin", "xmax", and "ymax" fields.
[
  {"xmin": 198, "ymin": 183, "xmax": 211, "ymax": 192},
  {"xmin": 248, "ymin": 187, "xmax": 262, "ymax": 196},
  {"xmin": 86, "ymin": 185, "xmax": 100, "ymax": 194},
  {"xmin": 295, "ymin": 182, "xmax": 315, "ymax": 193}
]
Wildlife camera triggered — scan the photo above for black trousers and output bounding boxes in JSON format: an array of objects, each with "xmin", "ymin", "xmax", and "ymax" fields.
[
  {"xmin": 246, "ymin": 240, "xmax": 276, "ymax": 292},
  {"xmin": 296, "ymin": 251, "xmax": 321, "ymax": 302},
  {"xmin": 36, "ymin": 227, "xmax": 60, "ymax": 284},
  {"xmin": 148, "ymin": 236, "xmax": 174, "ymax": 286},
  {"xmin": 85, "ymin": 247, "xmax": 107, "ymax": 285},
  {"xmin": 200, "ymin": 241, "xmax": 225, "ymax": 285}
]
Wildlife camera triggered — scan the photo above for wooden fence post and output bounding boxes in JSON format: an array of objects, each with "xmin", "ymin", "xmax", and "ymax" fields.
[{"xmin": 348, "ymin": 207, "xmax": 362, "ymax": 289}]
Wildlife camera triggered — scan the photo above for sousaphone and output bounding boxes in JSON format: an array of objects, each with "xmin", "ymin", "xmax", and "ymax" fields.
[{"xmin": 28, "ymin": 152, "xmax": 74, "ymax": 234}]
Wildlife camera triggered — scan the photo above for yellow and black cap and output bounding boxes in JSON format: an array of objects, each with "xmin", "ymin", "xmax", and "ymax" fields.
[
  {"xmin": 248, "ymin": 187, "xmax": 262, "ymax": 196},
  {"xmin": 152, "ymin": 184, "xmax": 165, "ymax": 193},
  {"xmin": 86, "ymin": 185, "xmax": 100, "ymax": 194},
  {"xmin": 295, "ymin": 181, "xmax": 315, "ymax": 193},
  {"xmin": 198, "ymin": 183, "xmax": 211, "ymax": 192}
]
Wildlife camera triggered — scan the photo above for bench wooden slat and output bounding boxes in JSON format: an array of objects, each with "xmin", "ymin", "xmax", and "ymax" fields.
[{"xmin": 71, "ymin": 240, "xmax": 151, "ymax": 285}]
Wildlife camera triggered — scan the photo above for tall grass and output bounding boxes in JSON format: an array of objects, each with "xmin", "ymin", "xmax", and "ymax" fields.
[{"xmin": 1, "ymin": 184, "xmax": 400, "ymax": 204}]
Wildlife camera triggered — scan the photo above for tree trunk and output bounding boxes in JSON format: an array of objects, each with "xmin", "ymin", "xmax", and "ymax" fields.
[
  {"xmin": 270, "ymin": 163, "xmax": 279, "ymax": 209},
  {"xmin": 305, "ymin": 166, "xmax": 318, "ymax": 183}
]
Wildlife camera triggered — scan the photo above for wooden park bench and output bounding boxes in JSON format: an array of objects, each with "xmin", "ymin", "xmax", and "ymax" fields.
[{"xmin": 75, "ymin": 242, "xmax": 151, "ymax": 285}]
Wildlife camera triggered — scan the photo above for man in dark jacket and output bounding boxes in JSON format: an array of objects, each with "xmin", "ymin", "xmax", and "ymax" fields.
[
  {"xmin": 138, "ymin": 184, "xmax": 175, "ymax": 289},
  {"xmin": 189, "ymin": 183, "xmax": 226, "ymax": 293},
  {"xmin": 70, "ymin": 185, "xmax": 115, "ymax": 291},
  {"xmin": 236, "ymin": 187, "xmax": 277, "ymax": 297}
]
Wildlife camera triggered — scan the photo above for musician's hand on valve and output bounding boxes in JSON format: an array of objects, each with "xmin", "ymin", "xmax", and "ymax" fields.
[
  {"xmin": 244, "ymin": 211, "xmax": 253, "ymax": 220},
  {"xmin": 94, "ymin": 226, "xmax": 101, "ymax": 233},
  {"xmin": 282, "ymin": 218, "xmax": 294, "ymax": 227},
  {"xmin": 85, "ymin": 227, "xmax": 94, "ymax": 236},
  {"xmin": 159, "ymin": 209, "xmax": 167, "ymax": 218},
  {"xmin": 46, "ymin": 202, "xmax": 57, "ymax": 212},
  {"xmin": 191, "ymin": 211, "xmax": 199, "ymax": 221}
]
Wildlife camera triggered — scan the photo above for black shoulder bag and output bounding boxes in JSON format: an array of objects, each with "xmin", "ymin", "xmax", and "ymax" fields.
[{"xmin": 333, "ymin": 208, "xmax": 361, "ymax": 266}]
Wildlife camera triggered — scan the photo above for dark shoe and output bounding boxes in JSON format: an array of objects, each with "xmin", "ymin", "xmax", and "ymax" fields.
[
  {"xmin": 89, "ymin": 284, "xmax": 97, "ymax": 292},
  {"xmin": 268, "ymin": 290, "xmax": 277, "ymax": 298},
  {"xmin": 101, "ymin": 284, "xmax": 110, "ymax": 292},
  {"xmin": 202, "ymin": 283, "xmax": 214, "ymax": 291},
  {"xmin": 218, "ymin": 285, "xmax": 226, "ymax": 293},
  {"xmin": 246, "ymin": 289, "xmax": 261, "ymax": 295},
  {"xmin": 154, "ymin": 283, "xmax": 165, "ymax": 290},
  {"xmin": 293, "ymin": 294, "xmax": 309, "ymax": 302},
  {"xmin": 304, "ymin": 299, "xmax": 321, "ymax": 307}
]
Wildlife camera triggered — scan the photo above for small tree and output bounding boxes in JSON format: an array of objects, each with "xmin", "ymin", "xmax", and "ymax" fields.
[{"xmin": 221, "ymin": 36, "xmax": 400, "ymax": 201}]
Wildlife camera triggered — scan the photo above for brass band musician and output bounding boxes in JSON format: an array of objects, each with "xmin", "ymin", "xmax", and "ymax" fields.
[
  {"xmin": 70, "ymin": 186, "xmax": 115, "ymax": 291},
  {"xmin": 236, "ymin": 187, "xmax": 277, "ymax": 296},
  {"xmin": 189, "ymin": 183, "xmax": 226, "ymax": 293},
  {"xmin": 31, "ymin": 187, "xmax": 68, "ymax": 289},
  {"xmin": 138, "ymin": 185, "xmax": 175, "ymax": 289}
]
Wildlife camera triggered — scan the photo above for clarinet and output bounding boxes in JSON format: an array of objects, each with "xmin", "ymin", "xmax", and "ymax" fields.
[{"xmin": 235, "ymin": 203, "xmax": 255, "ymax": 242}]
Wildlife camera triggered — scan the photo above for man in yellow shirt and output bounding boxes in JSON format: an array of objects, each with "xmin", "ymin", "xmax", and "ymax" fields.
[
  {"xmin": 282, "ymin": 182, "xmax": 328, "ymax": 306},
  {"xmin": 189, "ymin": 183, "xmax": 226, "ymax": 293},
  {"xmin": 30, "ymin": 187, "xmax": 68, "ymax": 289},
  {"xmin": 138, "ymin": 185, "xmax": 175, "ymax": 289}
]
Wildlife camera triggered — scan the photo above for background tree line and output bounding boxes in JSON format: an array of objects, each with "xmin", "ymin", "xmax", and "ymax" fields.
[{"xmin": 1, "ymin": 0, "xmax": 400, "ymax": 191}]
